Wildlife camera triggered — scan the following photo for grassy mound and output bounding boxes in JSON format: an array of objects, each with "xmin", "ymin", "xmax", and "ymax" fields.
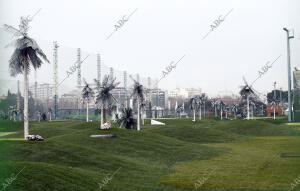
[{"xmin": 1, "ymin": 117, "xmax": 299, "ymax": 191}]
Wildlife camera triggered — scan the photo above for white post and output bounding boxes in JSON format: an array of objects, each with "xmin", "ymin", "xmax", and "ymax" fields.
[
  {"xmin": 49, "ymin": 113, "xmax": 52, "ymax": 122},
  {"xmin": 199, "ymin": 106, "xmax": 202, "ymax": 120},
  {"xmin": 137, "ymin": 99, "xmax": 140, "ymax": 131},
  {"xmin": 193, "ymin": 109, "xmax": 195, "ymax": 121},
  {"xmin": 215, "ymin": 106, "xmax": 217, "ymax": 117},
  {"xmin": 101, "ymin": 106, "xmax": 104, "ymax": 128},
  {"xmin": 273, "ymin": 106, "xmax": 276, "ymax": 120},
  {"xmin": 24, "ymin": 62, "xmax": 29, "ymax": 140},
  {"xmin": 247, "ymin": 95, "xmax": 250, "ymax": 120},
  {"xmin": 86, "ymin": 102, "xmax": 89, "ymax": 122},
  {"xmin": 221, "ymin": 108, "xmax": 223, "ymax": 120}
]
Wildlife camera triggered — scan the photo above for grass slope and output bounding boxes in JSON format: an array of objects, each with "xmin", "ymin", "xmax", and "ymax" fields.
[{"xmin": 0, "ymin": 118, "xmax": 299, "ymax": 191}]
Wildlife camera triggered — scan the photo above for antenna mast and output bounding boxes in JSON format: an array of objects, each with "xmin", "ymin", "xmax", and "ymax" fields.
[
  {"xmin": 77, "ymin": 48, "xmax": 82, "ymax": 115},
  {"xmin": 110, "ymin": 67, "xmax": 114, "ymax": 78},
  {"xmin": 53, "ymin": 41, "xmax": 59, "ymax": 119}
]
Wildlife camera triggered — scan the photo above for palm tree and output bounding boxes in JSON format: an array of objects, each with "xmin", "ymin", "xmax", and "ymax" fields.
[
  {"xmin": 270, "ymin": 100, "xmax": 276, "ymax": 120},
  {"xmin": 239, "ymin": 78, "xmax": 255, "ymax": 120},
  {"xmin": 189, "ymin": 97, "xmax": 197, "ymax": 122},
  {"xmin": 211, "ymin": 99, "xmax": 218, "ymax": 117},
  {"xmin": 9, "ymin": 106, "xmax": 18, "ymax": 121},
  {"xmin": 225, "ymin": 106, "xmax": 229, "ymax": 119},
  {"xmin": 201, "ymin": 93, "xmax": 207, "ymax": 117},
  {"xmin": 250, "ymin": 100, "xmax": 256, "ymax": 119},
  {"xmin": 131, "ymin": 78, "xmax": 144, "ymax": 131},
  {"xmin": 48, "ymin": 108, "xmax": 53, "ymax": 122},
  {"xmin": 217, "ymin": 100, "xmax": 225, "ymax": 120},
  {"xmin": 4, "ymin": 16, "xmax": 49, "ymax": 140},
  {"xmin": 82, "ymin": 79, "xmax": 95, "ymax": 122},
  {"xmin": 37, "ymin": 111, "xmax": 41, "ymax": 122},
  {"xmin": 196, "ymin": 96, "xmax": 203, "ymax": 120},
  {"xmin": 118, "ymin": 107, "xmax": 135, "ymax": 129},
  {"xmin": 176, "ymin": 105, "xmax": 184, "ymax": 118},
  {"xmin": 94, "ymin": 75, "xmax": 120, "ymax": 129},
  {"xmin": 140, "ymin": 102, "xmax": 146, "ymax": 125},
  {"xmin": 231, "ymin": 104, "xmax": 238, "ymax": 119}
]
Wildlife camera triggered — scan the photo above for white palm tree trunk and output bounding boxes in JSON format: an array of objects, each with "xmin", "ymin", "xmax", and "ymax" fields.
[
  {"xmin": 137, "ymin": 99, "xmax": 140, "ymax": 131},
  {"xmin": 193, "ymin": 109, "xmax": 195, "ymax": 121},
  {"xmin": 86, "ymin": 102, "xmax": 89, "ymax": 122},
  {"xmin": 247, "ymin": 95, "xmax": 250, "ymax": 120},
  {"xmin": 101, "ymin": 106, "xmax": 104, "ymax": 128},
  {"xmin": 142, "ymin": 111, "xmax": 145, "ymax": 125},
  {"xmin": 215, "ymin": 106, "xmax": 217, "ymax": 117},
  {"xmin": 24, "ymin": 62, "xmax": 29, "ymax": 140},
  {"xmin": 199, "ymin": 106, "xmax": 202, "ymax": 120},
  {"xmin": 204, "ymin": 102, "xmax": 206, "ymax": 117},
  {"xmin": 221, "ymin": 108, "xmax": 223, "ymax": 120}
]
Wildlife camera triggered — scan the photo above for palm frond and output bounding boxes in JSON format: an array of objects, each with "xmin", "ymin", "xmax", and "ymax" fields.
[{"xmin": 8, "ymin": 36, "xmax": 49, "ymax": 76}]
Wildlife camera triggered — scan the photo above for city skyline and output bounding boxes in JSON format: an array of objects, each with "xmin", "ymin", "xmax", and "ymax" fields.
[{"xmin": 1, "ymin": 0, "xmax": 300, "ymax": 97}]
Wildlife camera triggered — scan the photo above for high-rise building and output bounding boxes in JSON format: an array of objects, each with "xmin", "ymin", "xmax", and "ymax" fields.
[{"xmin": 29, "ymin": 83, "xmax": 53, "ymax": 101}]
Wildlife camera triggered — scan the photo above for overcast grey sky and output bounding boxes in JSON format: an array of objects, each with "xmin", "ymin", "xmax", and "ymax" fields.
[{"xmin": 0, "ymin": 0, "xmax": 300, "ymax": 97}]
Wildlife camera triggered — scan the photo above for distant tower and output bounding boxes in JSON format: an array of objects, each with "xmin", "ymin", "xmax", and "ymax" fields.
[
  {"xmin": 147, "ymin": 77, "xmax": 152, "ymax": 102},
  {"xmin": 147, "ymin": 77, "xmax": 151, "ymax": 89},
  {"xmin": 97, "ymin": 54, "xmax": 101, "ymax": 83},
  {"xmin": 53, "ymin": 41, "xmax": 59, "ymax": 119},
  {"xmin": 77, "ymin": 48, "xmax": 82, "ymax": 114},
  {"xmin": 110, "ymin": 67, "xmax": 114, "ymax": 78},
  {"xmin": 155, "ymin": 79, "xmax": 159, "ymax": 107},
  {"xmin": 46, "ymin": 84, "xmax": 49, "ymax": 112},
  {"xmin": 123, "ymin": 71, "xmax": 128, "ymax": 107}
]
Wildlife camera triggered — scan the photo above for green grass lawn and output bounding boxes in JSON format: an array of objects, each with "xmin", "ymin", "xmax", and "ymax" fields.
[{"xmin": 0, "ymin": 118, "xmax": 300, "ymax": 191}]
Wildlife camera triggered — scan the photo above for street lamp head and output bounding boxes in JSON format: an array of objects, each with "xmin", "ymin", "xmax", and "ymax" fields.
[{"xmin": 283, "ymin": 27, "xmax": 288, "ymax": 32}]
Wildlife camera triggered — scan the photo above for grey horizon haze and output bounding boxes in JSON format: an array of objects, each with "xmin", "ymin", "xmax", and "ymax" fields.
[{"xmin": 0, "ymin": 0, "xmax": 300, "ymax": 97}]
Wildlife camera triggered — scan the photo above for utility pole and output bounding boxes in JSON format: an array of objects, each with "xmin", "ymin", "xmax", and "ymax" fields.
[
  {"xmin": 77, "ymin": 48, "xmax": 82, "ymax": 116},
  {"xmin": 280, "ymin": 87, "xmax": 283, "ymax": 115},
  {"xmin": 53, "ymin": 41, "xmax": 59, "ymax": 119},
  {"xmin": 283, "ymin": 28, "xmax": 294, "ymax": 122}
]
